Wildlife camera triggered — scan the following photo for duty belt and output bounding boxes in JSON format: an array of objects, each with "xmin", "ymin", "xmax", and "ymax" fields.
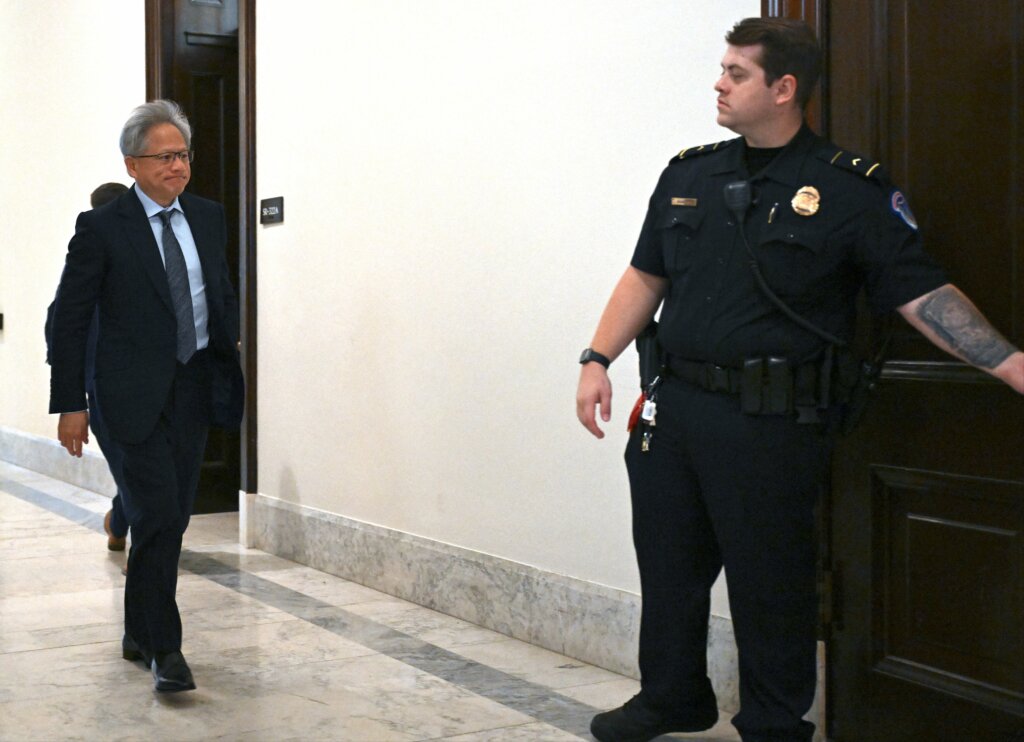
[
  {"xmin": 666, "ymin": 354, "xmax": 834, "ymax": 423},
  {"xmin": 667, "ymin": 358, "xmax": 742, "ymax": 394}
]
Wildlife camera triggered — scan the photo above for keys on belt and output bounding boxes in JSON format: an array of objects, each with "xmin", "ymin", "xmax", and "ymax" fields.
[{"xmin": 628, "ymin": 375, "xmax": 661, "ymax": 452}]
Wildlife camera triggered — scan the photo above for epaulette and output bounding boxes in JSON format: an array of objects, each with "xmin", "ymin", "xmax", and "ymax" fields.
[
  {"xmin": 673, "ymin": 139, "xmax": 735, "ymax": 163},
  {"xmin": 818, "ymin": 146, "xmax": 889, "ymax": 183}
]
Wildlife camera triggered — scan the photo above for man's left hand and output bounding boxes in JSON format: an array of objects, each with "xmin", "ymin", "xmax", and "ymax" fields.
[{"xmin": 994, "ymin": 351, "xmax": 1024, "ymax": 394}]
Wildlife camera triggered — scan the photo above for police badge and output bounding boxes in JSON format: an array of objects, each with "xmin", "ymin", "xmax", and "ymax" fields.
[{"xmin": 791, "ymin": 186, "xmax": 820, "ymax": 216}]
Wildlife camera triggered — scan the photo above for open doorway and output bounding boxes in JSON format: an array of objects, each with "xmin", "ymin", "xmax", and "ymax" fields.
[{"xmin": 145, "ymin": 0, "xmax": 257, "ymax": 511}]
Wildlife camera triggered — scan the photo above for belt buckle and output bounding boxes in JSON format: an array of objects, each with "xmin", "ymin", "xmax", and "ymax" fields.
[{"xmin": 705, "ymin": 364, "xmax": 730, "ymax": 392}]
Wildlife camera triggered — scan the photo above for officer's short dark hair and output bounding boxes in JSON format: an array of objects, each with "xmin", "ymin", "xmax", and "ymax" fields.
[
  {"xmin": 90, "ymin": 182, "xmax": 128, "ymax": 208},
  {"xmin": 726, "ymin": 18, "xmax": 822, "ymax": 109}
]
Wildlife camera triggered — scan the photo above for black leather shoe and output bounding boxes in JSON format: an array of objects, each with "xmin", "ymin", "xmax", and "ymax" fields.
[
  {"xmin": 151, "ymin": 651, "xmax": 196, "ymax": 693},
  {"xmin": 122, "ymin": 634, "xmax": 151, "ymax": 666},
  {"xmin": 590, "ymin": 694, "xmax": 718, "ymax": 742}
]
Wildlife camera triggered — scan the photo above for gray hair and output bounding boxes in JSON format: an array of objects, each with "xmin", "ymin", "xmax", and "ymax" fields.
[{"xmin": 119, "ymin": 99, "xmax": 192, "ymax": 156}]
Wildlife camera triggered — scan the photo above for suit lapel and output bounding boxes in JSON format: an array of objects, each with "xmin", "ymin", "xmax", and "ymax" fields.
[{"xmin": 120, "ymin": 187, "xmax": 174, "ymax": 314}]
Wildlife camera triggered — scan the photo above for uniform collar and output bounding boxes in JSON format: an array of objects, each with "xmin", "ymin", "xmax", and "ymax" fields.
[{"xmin": 710, "ymin": 122, "xmax": 820, "ymax": 187}]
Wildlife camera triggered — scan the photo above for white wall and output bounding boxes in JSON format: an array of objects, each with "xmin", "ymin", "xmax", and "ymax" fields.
[
  {"xmin": 0, "ymin": 0, "xmax": 759, "ymax": 619},
  {"xmin": 256, "ymin": 0, "xmax": 757, "ymax": 612},
  {"xmin": 0, "ymin": 0, "xmax": 145, "ymax": 446}
]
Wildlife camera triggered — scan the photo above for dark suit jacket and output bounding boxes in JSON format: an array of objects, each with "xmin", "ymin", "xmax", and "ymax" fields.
[{"xmin": 49, "ymin": 186, "xmax": 243, "ymax": 444}]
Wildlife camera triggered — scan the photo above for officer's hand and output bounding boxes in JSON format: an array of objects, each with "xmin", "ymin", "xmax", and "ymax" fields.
[
  {"xmin": 576, "ymin": 363, "xmax": 612, "ymax": 439},
  {"xmin": 995, "ymin": 351, "xmax": 1024, "ymax": 394},
  {"xmin": 57, "ymin": 411, "xmax": 90, "ymax": 457}
]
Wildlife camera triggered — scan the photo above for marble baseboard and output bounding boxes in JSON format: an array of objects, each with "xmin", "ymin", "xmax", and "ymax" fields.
[
  {"xmin": 0, "ymin": 426, "xmax": 115, "ymax": 497},
  {"xmin": 250, "ymin": 492, "xmax": 742, "ymax": 712}
]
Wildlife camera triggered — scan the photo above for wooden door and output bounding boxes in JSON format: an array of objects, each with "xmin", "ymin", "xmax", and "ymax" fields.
[
  {"xmin": 148, "ymin": 0, "xmax": 242, "ymax": 513},
  {"xmin": 822, "ymin": 3, "xmax": 1024, "ymax": 740}
]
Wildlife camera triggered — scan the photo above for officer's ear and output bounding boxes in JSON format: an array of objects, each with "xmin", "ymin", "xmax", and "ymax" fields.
[{"xmin": 772, "ymin": 74, "xmax": 799, "ymax": 108}]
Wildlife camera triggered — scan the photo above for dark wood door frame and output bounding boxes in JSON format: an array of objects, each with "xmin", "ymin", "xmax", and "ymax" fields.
[
  {"xmin": 764, "ymin": 2, "xmax": 1024, "ymax": 740},
  {"xmin": 761, "ymin": 0, "xmax": 828, "ymax": 134},
  {"xmin": 145, "ymin": 0, "xmax": 257, "ymax": 494}
]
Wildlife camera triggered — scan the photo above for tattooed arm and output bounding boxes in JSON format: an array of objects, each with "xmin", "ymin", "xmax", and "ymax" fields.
[{"xmin": 898, "ymin": 284, "xmax": 1024, "ymax": 393}]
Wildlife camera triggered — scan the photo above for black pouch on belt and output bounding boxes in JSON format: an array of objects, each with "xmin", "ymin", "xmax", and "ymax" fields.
[
  {"xmin": 765, "ymin": 357, "xmax": 794, "ymax": 414},
  {"xmin": 741, "ymin": 357, "xmax": 796, "ymax": 415},
  {"xmin": 740, "ymin": 359, "xmax": 764, "ymax": 413}
]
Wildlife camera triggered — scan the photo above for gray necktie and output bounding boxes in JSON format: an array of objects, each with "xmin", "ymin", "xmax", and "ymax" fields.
[{"xmin": 158, "ymin": 209, "xmax": 197, "ymax": 364}]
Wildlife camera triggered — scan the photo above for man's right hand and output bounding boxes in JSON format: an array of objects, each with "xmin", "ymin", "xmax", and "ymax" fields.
[
  {"xmin": 576, "ymin": 363, "xmax": 612, "ymax": 439},
  {"xmin": 57, "ymin": 411, "xmax": 89, "ymax": 457},
  {"xmin": 574, "ymin": 267, "xmax": 668, "ymax": 440}
]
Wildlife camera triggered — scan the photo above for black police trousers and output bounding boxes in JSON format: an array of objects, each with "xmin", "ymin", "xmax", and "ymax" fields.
[{"xmin": 625, "ymin": 375, "xmax": 833, "ymax": 742}]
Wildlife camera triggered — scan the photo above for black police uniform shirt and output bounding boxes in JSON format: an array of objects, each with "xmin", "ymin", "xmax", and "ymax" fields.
[{"xmin": 630, "ymin": 123, "xmax": 948, "ymax": 367}]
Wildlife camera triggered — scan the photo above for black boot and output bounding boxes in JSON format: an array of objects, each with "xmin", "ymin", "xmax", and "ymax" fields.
[{"xmin": 590, "ymin": 694, "xmax": 719, "ymax": 742}]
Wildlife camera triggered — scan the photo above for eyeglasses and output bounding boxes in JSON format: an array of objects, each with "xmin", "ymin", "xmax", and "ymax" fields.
[{"xmin": 131, "ymin": 150, "xmax": 194, "ymax": 165}]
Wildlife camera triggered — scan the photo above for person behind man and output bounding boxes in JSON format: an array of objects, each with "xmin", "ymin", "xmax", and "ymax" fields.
[
  {"xmin": 46, "ymin": 182, "xmax": 132, "ymax": 552},
  {"xmin": 575, "ymin": 18, "xmax": 1023, "ymax": 742},
  {"xmin": 49, "ymin": 100, "xmax": 244, "ymax": 693}
]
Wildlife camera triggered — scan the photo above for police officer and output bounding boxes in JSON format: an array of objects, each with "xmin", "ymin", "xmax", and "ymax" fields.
[{"xmin": 576, "ymin": 18, "xmax": 1024, "ymax": 742}]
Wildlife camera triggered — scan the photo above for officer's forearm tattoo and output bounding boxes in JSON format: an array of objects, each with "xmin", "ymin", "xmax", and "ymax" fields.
[{"xmin": 916, "ymin": 286, "xmax": 1017, "ymax": 369}]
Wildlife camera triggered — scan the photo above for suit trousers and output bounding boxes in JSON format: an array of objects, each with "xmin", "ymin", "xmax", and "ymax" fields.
[
  {"xmin": 87, "ymin": 387, "xmax": 129, "ymax": 536},
  {"xmin": 116, "ymin": 349, "xmax": 212, "ymax": 654},
  {"xmin": 625, "ymin": 376, "xmax": 833, "ymax": 742}
]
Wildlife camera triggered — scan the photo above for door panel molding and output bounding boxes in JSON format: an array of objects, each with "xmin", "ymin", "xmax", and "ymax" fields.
[{"xmin": 870, "ymin": 465, "xmax": 1023, "ymax": 714}]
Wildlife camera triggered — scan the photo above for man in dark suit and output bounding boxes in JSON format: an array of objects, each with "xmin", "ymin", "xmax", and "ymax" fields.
[
  {"xmin": 46, "ymin": 182, "xmax": 132, "ymax": 554},
  {"xmin": 49, "ymin": 100, "xmax": 243, "ymax": 693}
]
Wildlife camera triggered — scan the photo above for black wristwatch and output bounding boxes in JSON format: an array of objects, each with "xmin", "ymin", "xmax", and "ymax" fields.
[{"xmin": 579, "ymin": 348, "xmax": 611, "ymax": 369}]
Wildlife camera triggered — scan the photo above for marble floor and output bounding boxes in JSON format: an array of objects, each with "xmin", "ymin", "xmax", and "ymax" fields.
[{"xmin": 0, "ymin": 459, "xmax": 741, "ymax": 742}]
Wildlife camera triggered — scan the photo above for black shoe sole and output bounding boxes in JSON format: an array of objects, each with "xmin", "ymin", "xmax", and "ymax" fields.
[
  {"xmin": 591, "ymin": 710, "xmax": 719, "ymax": 742},
  {"xmin": 154, "ymin": 678, "xmax": 197, "ymax": 693},
  {"xmin": 591, "ymin": 723, "xmax": 716, "ymax": 742}
]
